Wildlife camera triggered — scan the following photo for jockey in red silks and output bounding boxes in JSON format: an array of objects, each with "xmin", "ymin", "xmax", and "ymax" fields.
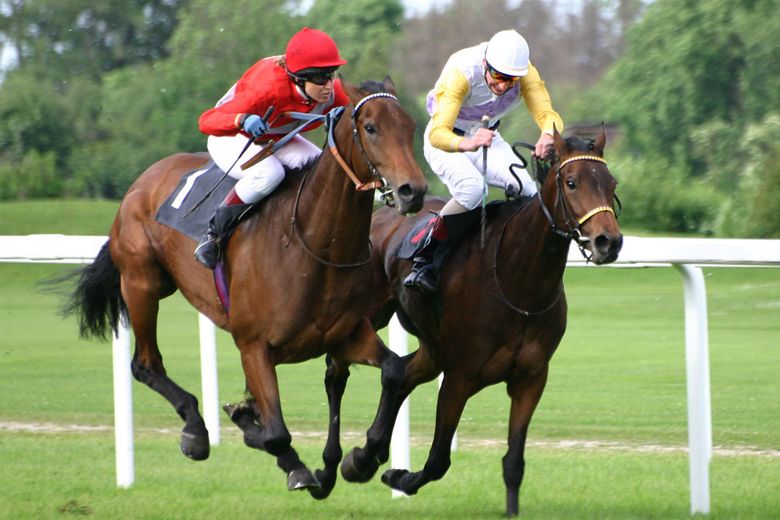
[{"xmin": 195, "ymin": 27, "xmax": 349, "ymax": 269}]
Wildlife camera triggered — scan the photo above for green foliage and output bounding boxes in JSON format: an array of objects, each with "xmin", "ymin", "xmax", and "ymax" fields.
[
  {"xmin": 715, "ymin": 114, "xmax": 780, "ymax": 237},
  {"xmin": 305, "ymin": 0, "xmax": 405, "ymax": 83},
  {"xmin": 609, "ymin": 152, "xmax": 721, "ymax": 234},
  {"xmin": 582, "ymin": 0, "xmax": 780, "ymax": 235}
]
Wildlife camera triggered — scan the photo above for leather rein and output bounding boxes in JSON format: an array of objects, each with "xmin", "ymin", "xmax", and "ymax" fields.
[
  {"xmin": 286, "ymin": 92, "xmax": 399, "ymax": 268},
  {"xmin": 492, "ymin": 149, "xmax": 617, "ymax": 316}
]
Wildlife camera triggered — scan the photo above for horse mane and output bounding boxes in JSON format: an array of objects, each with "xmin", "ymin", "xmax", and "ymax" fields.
[
  {"xmin": 536, "ymin": 135, "xmax": 597, "ymax": 185},
  {"xmin": 279, "ymin": 79, "xmax": 391, "ymax": 180},
  {"xmin": 357, "ymin": 79, "xmax": 389, "ymax": 93}
]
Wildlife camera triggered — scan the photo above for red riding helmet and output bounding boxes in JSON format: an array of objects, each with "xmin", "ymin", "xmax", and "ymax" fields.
[{"xmin": 285, "ymin": 27, "xmax": 347, "ymax": 74}]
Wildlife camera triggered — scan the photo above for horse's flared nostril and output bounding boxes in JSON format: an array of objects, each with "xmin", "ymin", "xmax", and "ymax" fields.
[
  {"xmin": 594, "ymin": 233, "xmax": 623, "ymax": 261},
  {"xmin": 395, "ymin": 183, "xmax": 427, "ymax": 214}
]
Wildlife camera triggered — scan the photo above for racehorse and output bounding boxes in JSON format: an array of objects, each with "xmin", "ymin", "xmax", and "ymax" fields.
[
  {"xmin": 62, "ymin": 77, "xmax": 427, "ymax": 498},
  {"xmin": 343, "ymin": 126, "xmax": 622, "ymax": 515}
]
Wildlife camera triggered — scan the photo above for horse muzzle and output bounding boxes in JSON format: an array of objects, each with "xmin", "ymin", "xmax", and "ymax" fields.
[
  {"xmin": 393, "ymin": 181, "xmax": 427, "ymax": 215},
  {"xmin": 585, "ymin": 231, "xmax": 623, "ymax": 265}
]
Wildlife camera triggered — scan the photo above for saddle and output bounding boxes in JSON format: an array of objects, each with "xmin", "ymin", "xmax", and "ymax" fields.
[{"xmin": 155, "ymin": 161, "xmax": 238, "ymax": 240}]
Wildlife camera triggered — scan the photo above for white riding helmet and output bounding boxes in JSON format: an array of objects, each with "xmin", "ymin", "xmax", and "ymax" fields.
[{"xmin": 485, "ymin": 30, "xmax": 529, "ymax": 77}]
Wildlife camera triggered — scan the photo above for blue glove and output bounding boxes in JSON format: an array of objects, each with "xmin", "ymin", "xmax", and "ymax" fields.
[{"xmin": 241, "ymin": 114, "xmax": 268, "ymax": 138}]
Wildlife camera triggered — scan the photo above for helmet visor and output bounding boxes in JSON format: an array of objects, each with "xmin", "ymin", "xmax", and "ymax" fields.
[
  {"xmin": 486, "ymin": 62, "xmax": 520, "ymax": 85},
  {"xmin": 290, "ymin": 67, "xmax": 338, "ymax": 86}
]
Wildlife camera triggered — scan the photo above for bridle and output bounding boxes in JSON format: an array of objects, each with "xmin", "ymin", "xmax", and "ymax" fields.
[
  {"xmin": 541, "ymin": 154, "xmax": 616, "ymax": 261},
  {"xmin": 325, "ymin": 92, "xmax": 398, "ymax": 206},
  {"xmin": 287, "ymin": 92, "xmax": 400, "ymax": 268}
]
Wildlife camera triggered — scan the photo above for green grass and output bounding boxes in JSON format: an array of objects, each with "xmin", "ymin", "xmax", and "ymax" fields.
[{"xmin": 0, "ymin": 200, "xmax": 778, "ymax": 518}]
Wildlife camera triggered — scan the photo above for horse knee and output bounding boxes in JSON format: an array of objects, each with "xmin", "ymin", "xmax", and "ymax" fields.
[{"xmin": 380, "ymin": 354, "xmax": 404, "ymax": 390}]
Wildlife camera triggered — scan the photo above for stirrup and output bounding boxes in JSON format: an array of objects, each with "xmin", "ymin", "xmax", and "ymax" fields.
[
  {"xmin": 403, "ymin": 261, "xmax": 438, "ymax": 294},
  {"xmin": 194, "ymin": 234, "xmax": 220, "ymax": 269}
]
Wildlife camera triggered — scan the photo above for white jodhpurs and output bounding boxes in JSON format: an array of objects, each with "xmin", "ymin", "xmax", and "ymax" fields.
[
  {"xmin": 207, "ymin": 133, "xmax": 321, "ymax": 204},
  {"xmin": 423, "ymin": 123, "xmax": 537, "ymax": 211}
]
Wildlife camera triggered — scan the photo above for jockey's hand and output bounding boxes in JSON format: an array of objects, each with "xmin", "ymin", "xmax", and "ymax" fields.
[
  {"xmin": 241, "ymin": 114, "xmax": 269, "ymax": 139},
  {"xmin": 535, "ymin": 133, "xmax": 554, "ymax": 160},
  {"xmin": 458, "ymin": 127, "xmax": 494, "ymax": 152}
]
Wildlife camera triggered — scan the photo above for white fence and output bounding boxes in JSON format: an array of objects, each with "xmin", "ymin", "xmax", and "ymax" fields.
[{"xmin": 3, "ymin": 233, "xmax": 780, "ymax": 514}]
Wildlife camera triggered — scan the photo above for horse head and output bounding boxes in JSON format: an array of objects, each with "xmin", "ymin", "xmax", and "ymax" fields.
[
  {"xmin": 340, "ymin": 77, "xmax": 427, "ymax": 215},
  {"xmin": 542, "ymin": 124, "xmax": 623, "ymax": 264}
]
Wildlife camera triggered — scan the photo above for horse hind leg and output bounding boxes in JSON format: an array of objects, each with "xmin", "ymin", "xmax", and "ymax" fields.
[
  {"xmin": 503, "ymin": 367, "xmax": 549, "ymax": 517},
  {"xmin": 121, "ymin": 269, "xmax": 210, "ymax": 460}
]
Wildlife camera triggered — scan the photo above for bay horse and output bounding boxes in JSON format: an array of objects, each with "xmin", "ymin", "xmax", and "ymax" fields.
[
  {"xmin": 63, "ymin": 78, "xmax": 427, "ymax": 498},
  {"xmin": 342, "ymin": 127, "xmax": 622, "ymax": 515}
]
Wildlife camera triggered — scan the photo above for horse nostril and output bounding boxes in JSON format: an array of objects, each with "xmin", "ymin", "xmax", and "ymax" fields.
[
  {"xmin": 396, "ymin": 183, "xmax": 414, "ymax": 202},
  {"xmin": 595, "ymin": 233, "xmax": 623, "ymax": 255}
]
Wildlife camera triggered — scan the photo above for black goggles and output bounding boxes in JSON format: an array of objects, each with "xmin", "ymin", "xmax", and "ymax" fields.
[
  {"xmin": 486, "ymin": 63, "xmax": 520, "ymax": 84},
  {"xmin": 293, "ymin": 71, "xmax": 336, "ymax": 86}
]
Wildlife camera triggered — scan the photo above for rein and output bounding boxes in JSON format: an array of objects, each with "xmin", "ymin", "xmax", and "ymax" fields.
[
  {"xmin": 286, "ymin": 92, "xmax": 399, "ymax": 268},
  {"xmin": 491, "ymin": 148, "xmax": 616, "ymax": 316}
]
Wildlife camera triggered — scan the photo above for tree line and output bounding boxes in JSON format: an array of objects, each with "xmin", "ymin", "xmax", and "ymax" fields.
[{"xmin": 0, "ymin": 0, "xmax": 778, "ymax": 237}]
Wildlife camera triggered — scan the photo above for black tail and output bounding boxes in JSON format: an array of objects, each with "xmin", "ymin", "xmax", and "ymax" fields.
[{"xmin": 60, "ymin": 240, "xmax": 126, "ymax": 340}]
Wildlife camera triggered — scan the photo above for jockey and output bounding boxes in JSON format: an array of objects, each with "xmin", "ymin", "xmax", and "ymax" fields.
[
  {"xmin": 404, "ymin": 29, "xmax": 564, "ymax": 294},
  {"xmin": 194, "ymin": 27, "xmax": 349, "ymax": 269}
]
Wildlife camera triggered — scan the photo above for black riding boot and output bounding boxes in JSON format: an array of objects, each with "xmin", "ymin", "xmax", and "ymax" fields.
[
  {"xmin": 403, "ymin": 211, "xmax": 478, "ymax": 294},
  {"xmin": 194, "ymin": 201, "xmax": 251, "ymax": 269},
  {"xmin": 403, "ymin": 216, "xmax": 445, "ymax": 294}
]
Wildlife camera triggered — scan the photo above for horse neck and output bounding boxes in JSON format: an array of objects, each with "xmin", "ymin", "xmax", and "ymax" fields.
[
  {"xmin": 499, "ymin": 178, "xmax": 571, "ymax": 291},
  {"xmin": 295, "ymin": 123, "xmax": 375, "ymax": 262}
]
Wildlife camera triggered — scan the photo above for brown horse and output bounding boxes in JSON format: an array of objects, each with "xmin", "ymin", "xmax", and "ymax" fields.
[
  {"xmin": 344, "ymin": 127, "xmax": 622, "ymax": 515},
  {"xmin": 63, "ymin": 78, "xmax": 427, "ymax": 498}
]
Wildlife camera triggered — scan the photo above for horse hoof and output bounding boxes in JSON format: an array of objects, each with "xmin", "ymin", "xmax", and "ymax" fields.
[
  {"xmin": 287, "ymin": 468, "xmax": 320, "ymax": 491},
  {"xmin": 340, "ymin": 447, "xmax": 379, "ymax": 483},
  {"xmin": 381, "ymin": 468, "xmax": 413, "ymax": 494},
  {"xmin": 180, "ymin": 431, "xmax": 210, "ymax": 461},
  {"xmin": 307, "ymin": 469, "xmax": 334, "ymax": 500}
]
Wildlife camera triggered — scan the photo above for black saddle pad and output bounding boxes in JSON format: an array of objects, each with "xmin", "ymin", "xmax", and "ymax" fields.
[
  {"xmin": 397, "ymin": 200, "xmax": 518, "ymax": 260},
  {"xmin": 155, "ymin": 161, "xmax": 238, "ymax": 241},
  {"xmin": 397, "ymin": 212, "xmax": 441, "ymax": 260}
]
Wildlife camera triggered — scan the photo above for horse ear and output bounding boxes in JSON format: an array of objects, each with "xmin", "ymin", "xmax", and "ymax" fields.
[
  {"xmin": 383, "ymin": 75, "xmax": 397, "ymax": 95},
  {"xmin": 342, "ymin": 81, "xmax": 363, "ymax": 105},
  {"xmin": 552, "ymin": 123, "xmax": 567, "ymax": 158},
  {"xmin": 594, "ymin": 122, "xmax": 607, "ymax": 155}
]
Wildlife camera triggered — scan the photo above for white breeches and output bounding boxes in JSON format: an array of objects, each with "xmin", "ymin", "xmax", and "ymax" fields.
[
  {"xmin": 423, "ymin": 123, "xmax": 537, "ymax": 211},
  {"xmin": 207, "ymin": 133, "xmax": 321, "ymax": 204}
]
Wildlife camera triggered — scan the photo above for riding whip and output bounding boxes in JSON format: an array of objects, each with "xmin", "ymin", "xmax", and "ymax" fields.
[
  {"xmin": 480, "ymin": 114, "xmax": 490, "ymax": 249},
  {"xmin": 185, "ymin": 105, "xmax": 274, "ymax": 217}
]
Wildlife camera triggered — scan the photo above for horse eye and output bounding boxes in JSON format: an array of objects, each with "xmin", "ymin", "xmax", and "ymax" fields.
[
  {"xmin": 566, "ymin": 178, "xmax": 576, "ymax": 189},
  {"xmin": 364, "ymin": 124, "xmax": 377, "ymax": 134}
]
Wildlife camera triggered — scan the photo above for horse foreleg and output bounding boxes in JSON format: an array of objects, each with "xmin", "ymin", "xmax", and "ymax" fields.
[
  {"xmin": 503, "ymin": 367, "xmax": 548, "ymax": 517},
  {"xmin": 334, "ymin": 318, "xmax": 405, "ymax": 483},
  {"xmin": 239, "ymin": 343, "xmax": 319, "ymax": 491},
  {"xmin": 342, "ymin": 336, "xmax": 441, "ymax": 484},
  {"xmin": 307, "ymin": 355, "xmax": 350, "ymax": 500},
  {"xmin": 381, "ymin": 372, "xmax": 472, "ymax": 496},
  {"xmin": 122, "ymin": 270, "xmax": 209, "ymax": 460}
]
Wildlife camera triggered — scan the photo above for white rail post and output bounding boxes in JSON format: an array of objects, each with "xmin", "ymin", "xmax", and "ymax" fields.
[
  {"xmin": 675, "ymin": 264, "xmax": 712, "ymax": 514},
  {"xmin": 112, "ymin": 321, "xmax": 134, "ymax": 487},
  {"xmin": 198, "ymin": 314, "xmax": 220, "ymax": 445},
  {"xmin": 389, "ymin": 314, "xmax": 410, "ymax": 498}
]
